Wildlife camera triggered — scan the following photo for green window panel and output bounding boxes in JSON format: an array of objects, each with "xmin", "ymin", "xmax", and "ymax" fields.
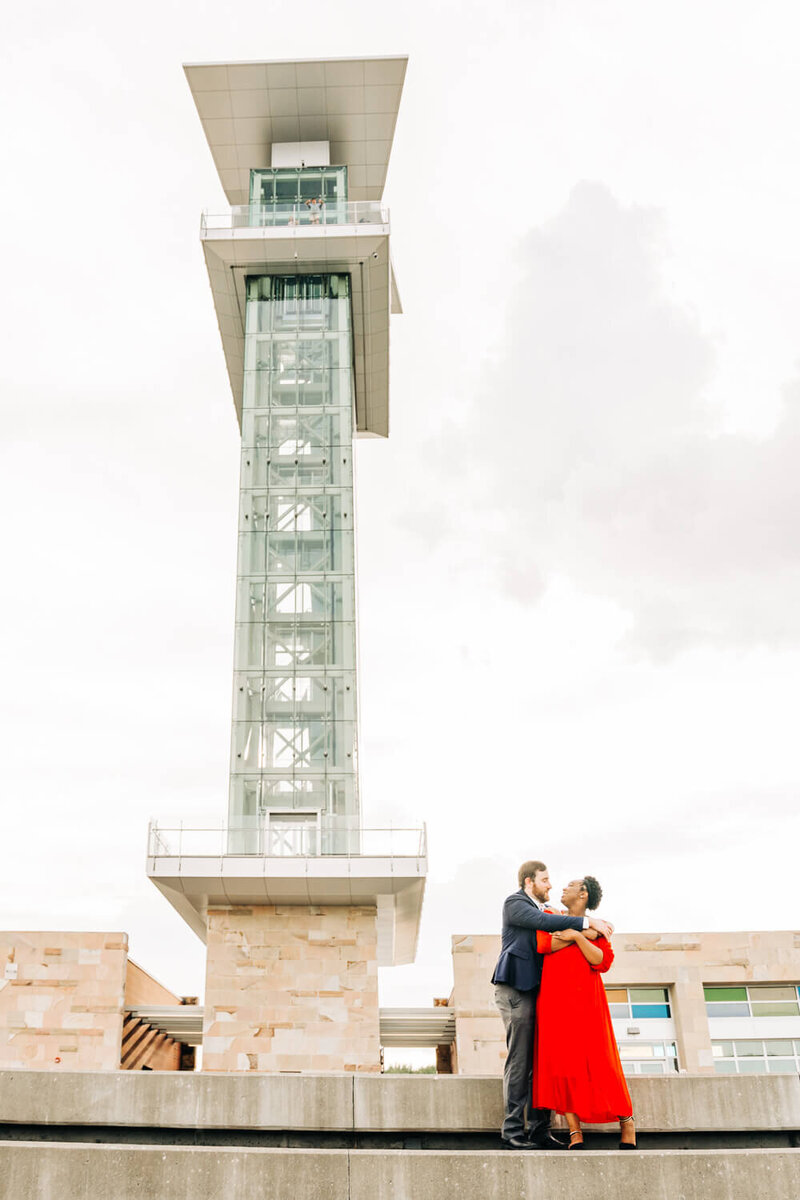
[
  {"xmin": 704, "ymin": 986, "xmax": 748, "ymax": 1001},
  {"xmin": 629, "ymin": 988, "xmax": 669, "ymax": 1004}
]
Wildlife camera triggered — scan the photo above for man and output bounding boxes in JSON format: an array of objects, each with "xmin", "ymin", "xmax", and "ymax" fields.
[{"xmin": 491, "ymin": 860, "xmax": 613, "ymax": 1149}]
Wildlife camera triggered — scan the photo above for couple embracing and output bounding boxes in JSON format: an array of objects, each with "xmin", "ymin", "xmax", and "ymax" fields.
[{"xmin": 491, "ymin": 859, "xmax": 636, "ymax": 1151}]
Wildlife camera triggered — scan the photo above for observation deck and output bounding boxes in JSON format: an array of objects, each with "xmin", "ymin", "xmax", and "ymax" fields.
[
  {"xmin": 146, "ymin": 822, "xmax": 427, "ymax": 967},
  {"xmin": 186, "ymin": 55, "xmax": 408, "ymax": 437}
]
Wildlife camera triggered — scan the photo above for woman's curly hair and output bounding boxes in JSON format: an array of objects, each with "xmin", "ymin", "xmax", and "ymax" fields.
[{"xmin": 581, "ymin": 875, "xmax": 603, "ymax": 911}]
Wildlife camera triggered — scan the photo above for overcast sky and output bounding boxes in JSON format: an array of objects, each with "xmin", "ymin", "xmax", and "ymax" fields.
[{"xmin": 2, "ymin": 0, "xmax": 800, "ymax": 1014}]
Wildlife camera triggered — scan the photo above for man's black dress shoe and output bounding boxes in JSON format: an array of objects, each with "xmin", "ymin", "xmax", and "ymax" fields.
[
  {"xmin": 528, "ymin": 1132, "xmax": 569, "ymax": 1150},
  {"xmin": 501, "ymin": 1132, "xmax": 568, "ymax": 1150}
]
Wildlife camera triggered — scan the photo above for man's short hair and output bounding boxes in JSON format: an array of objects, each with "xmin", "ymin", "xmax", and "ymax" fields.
[{"xmin": 518, "ymin": 860, "xmax": 547, "ymax": 889}]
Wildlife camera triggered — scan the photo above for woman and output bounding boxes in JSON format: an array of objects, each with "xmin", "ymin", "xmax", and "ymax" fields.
[{"xmin": 532, "ymin": 876, "xmax": 636, "ymax": 1149}]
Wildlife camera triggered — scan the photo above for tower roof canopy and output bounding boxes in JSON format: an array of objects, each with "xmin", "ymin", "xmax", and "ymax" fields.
[{"xmin": 184, "ymin": 56, "xmax": 408, "ymax": 205}]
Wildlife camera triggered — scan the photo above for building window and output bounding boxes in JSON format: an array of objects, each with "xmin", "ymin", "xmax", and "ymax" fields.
[
  {"xmin": 606, "ymin": 987, "xmax": 671, "ymax": 1019},
  {"xmin": 704, "ymin": 985, "xmax": 800, "ymax": 1018},
  {"xmin": 617, "ymin": 1041, "xmax": 679, "ymax": 1075},
  {"xmin": 712, "ymin": 1039, "xmax": 800, "ymax": 1074}
]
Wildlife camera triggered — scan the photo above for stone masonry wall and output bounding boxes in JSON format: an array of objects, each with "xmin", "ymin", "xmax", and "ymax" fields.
[
  {"xmin": 0, "ymin": 932, "xmax": 127, "ymax": 1071},
  {"xmin": 203, "ymin": 905, "xmax": 380, "ymax": 1072}
]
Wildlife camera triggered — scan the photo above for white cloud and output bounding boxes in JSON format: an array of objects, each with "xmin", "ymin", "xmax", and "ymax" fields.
[{"xmin": 400, "ymin": 182, "xmax": 800, "ymax": 657}]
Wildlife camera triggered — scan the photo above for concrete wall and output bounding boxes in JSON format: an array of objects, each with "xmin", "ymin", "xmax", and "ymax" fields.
[
  {"xmin": 451, "ymin": 929, "xmax": 800, "ymax": 1075},
  {"xmin": 0, "ymin": 1070, "xmax": 797, "ymax": 1132},
  {"xmin": 0, "ymin": 933, "xmax": 127, "ymax": 1071},
  {"xmin": 203, "ymin": 905, "xmax": 380, "ymax": 1072},
  {"xmin": 3, "ymin": 1144, "xmax": 800, "ymax": 1200}
]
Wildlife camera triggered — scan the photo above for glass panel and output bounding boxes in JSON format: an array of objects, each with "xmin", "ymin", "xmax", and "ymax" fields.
[
  {"xmin": 737, "ymin": 1060, "xmax": 767, "ymax": 1074},
  {"xmin": 764, "ymin": 1040, "xmax": 794, "ymax": 1056},
  {"xmin": 704, "ymin": 986, "xmax": 748, "ymax": 1001},
  {"xmin": 734, "ymin": 1042, "xmax": 764, "ymax": 1057},
  {"xmin": 619, "ymin": 1045, "xmax": 651, "ymax": 1058},
  {"xmin": 629, "ymin": 988, "xmax": 668, "ymax": 1004},
  {"xmin": 767, "ymin": 1059, "xmax": 797, "ymax": 1073},
  {"xmin": 705, "ymin": 1002, "xmax": 750, "ymax": 1017},
  {"xmin": 230, "ymin": 273, "xmax": 359, "ymax": 836},
  {"xmin": 605, "ymin": 989, "xmax": 628, "ymax": 1003},
  {"xmin": 608, "ymin": 1004, "xmax": 629, "ymax": 1019},
  {"xmin": 712, "ymin": 1042, "xmax": 734, "ymax": 1057},
  {"xmin": 714, "ymin": 1061, "xmax": 737, "ymax": 1074},
  {"xmin": 639, "ymin": 1063, "xmax": 667, "ymax": 1074},
  {"xmin": 748, "ymin": 986, "xmax": 797, "ymax": 1002},
  {"xmin": 751, "ymin": 1002, "xmax": 800, "ymax": 1017},
  {"xmin": 631, "ymin": 1004, "xmax": 671, "ymax": 1019},
  {"xmin": 249, "ymin": 167, "xmax": 349, "ymax": 226}
]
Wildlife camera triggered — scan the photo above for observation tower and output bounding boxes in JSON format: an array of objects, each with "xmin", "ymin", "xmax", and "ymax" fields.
[{"xmin": 147, "ymin": 56, "xmax": 426, "ymax": 1072}]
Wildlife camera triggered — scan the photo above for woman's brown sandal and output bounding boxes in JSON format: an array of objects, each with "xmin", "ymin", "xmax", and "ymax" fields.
[
  {"xmin": 618, "ymin": 1115, "xmax": 636, "ymax": 1149},
  {"xmin": 568, "ymin": 1130, "xmax": 585, "ymax": 1150}
]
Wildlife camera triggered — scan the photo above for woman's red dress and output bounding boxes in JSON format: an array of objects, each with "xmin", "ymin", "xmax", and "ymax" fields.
[{"xmin": 532, "ymin": 932, "xmax": 632, "ymax": 1123}]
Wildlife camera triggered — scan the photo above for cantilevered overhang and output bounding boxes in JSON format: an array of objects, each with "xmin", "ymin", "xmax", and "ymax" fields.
[
  {"xmin": 127, "ymin": 1005, "xmax": 455, "ymax": 1048},
  {"xmin": 201, "ymin": 216, "xmax": 396, "ymax": 435},
  {"xmin": 147, "ymin": 853, "xmax": 426, "ymax": 968},
  {"xmin": 184, "ymin": 57, "xmax": 408, "ymax": 205}
]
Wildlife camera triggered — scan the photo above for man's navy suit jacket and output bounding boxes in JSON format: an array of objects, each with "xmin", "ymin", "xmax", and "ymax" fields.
[{"xmin": 491, "ymin": 889, "xmax": 585, "ymax": 992}]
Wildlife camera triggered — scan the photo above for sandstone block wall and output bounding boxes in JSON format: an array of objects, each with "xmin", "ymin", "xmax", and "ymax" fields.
[
  {"xmin": 203, "ymin": 905, "xmax": 380, "ymax": 1072},
  {"xmin": 0, "ymin": 932, "xmax": 127, "ymax": 1071}
]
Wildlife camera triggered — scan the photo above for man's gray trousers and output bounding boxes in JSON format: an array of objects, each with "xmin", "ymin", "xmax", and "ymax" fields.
[{"xmin": 494, "ymin": 982, "xmax": 551, "ymax": 1141}]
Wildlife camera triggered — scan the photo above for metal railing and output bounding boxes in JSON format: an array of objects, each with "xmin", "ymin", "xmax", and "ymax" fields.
[
  {"xmin": 147, "ymin": 820, "xmax": 426, "ymax": 860},
  {"xmin": 201, "ymin": 200, "xmax": 389, "ymax": 234}
]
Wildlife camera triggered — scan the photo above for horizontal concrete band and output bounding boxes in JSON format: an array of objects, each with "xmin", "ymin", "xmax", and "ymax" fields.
[
  {"xmin": 2, "ymin": 1144, "xmax": 800, "ymax": 1200},
  {"xmin": 0, "ymin": 1072, "xmax": 799, "ymax": 1133}
]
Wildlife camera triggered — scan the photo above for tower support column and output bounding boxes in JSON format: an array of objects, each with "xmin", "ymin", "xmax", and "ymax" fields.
[{"xmin": 203, "ymin": 905, "xmax": 380, "ymax": 1072}]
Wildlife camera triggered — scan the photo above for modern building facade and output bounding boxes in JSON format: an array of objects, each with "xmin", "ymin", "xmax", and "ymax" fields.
[
  {"xmin": 448, "ymin": 929, "xmax": 800, "ymax": 1079},
  {"xmin": 146, "ymin": 57, "xmax": 427, "ymax": 1073}
]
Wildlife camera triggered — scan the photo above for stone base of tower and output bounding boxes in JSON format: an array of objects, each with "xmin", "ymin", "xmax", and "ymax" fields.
[{"xmin": 202, "ymin": 905, "xmax": 381, "ymax": 1072}]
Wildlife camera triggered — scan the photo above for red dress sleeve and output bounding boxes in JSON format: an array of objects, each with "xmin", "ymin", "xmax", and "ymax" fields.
[
  {"xmin": 537, "ymin": 931, "xmax": 553, "ymax": 954},
  {"xmin": 589, "ymin": 935, "xmax": 614, "ymax": 973}
]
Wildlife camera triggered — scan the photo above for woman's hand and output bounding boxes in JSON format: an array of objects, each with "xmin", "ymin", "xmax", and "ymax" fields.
[{"xmin": 557, "ymin": 928, "xmax": 578, "ymax": 942}]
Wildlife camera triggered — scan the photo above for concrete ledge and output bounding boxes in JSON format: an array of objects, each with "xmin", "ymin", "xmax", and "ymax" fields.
[
  {"xmin": 1, "ymin": 1144, "xmax": 800, "ymax": 1200},
  {"xmin": 0, "ymin": 1071, "xmax": 354, "ymax": 1131},
  {"xmin": 0, "ymin": 1071, "xmax": 798, "ymax": 1133},
  {"xmin": 353, "ymin": 1073, "xmax": 800, "ymax": 1132},
  {"xmin": 351, "ymin": 1148, "xmax": 800, "ymax": 1200},
  {"xmin": 354, "ymin": 1075, "xmax": 503, "ymax": 1130},
  {"xmin": 0, "ymin": 1143, "xmax": 347, "ymax": 1200}
]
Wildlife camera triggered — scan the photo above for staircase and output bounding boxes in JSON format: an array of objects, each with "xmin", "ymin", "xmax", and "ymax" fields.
[{"xmin": 0, "ymin": 1070, "xmax": 798, "ymax": 1198}]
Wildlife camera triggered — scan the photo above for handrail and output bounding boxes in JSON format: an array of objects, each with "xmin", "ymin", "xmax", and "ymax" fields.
[
  {"xmin": 147, "ymin": 820, "xmax": 426, "ymax": 860},
  {"xmin": 200, "ymin": 199, "xmax": 389, "ymax": 234}
]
